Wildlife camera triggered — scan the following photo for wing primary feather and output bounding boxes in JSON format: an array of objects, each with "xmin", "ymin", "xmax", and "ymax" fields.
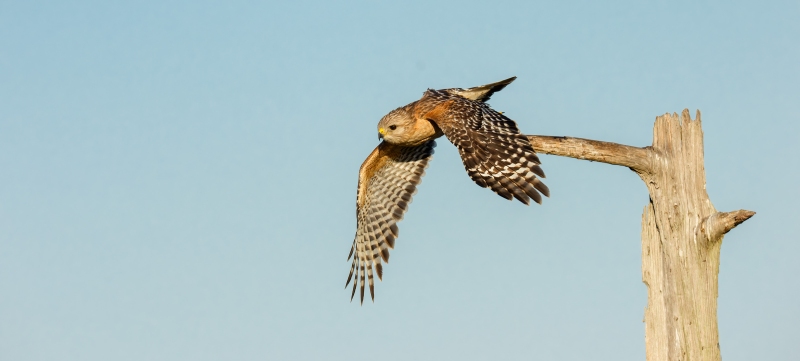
[
  {"xmin": 380, "ymin": 247, "xmax": 390, "ymax": 262},
  {"xmin": 350, "ymin": 259, "xmax": 359, "ymax": 301},
  {"xmin": 365, "ymin": 235, "xmax": 376, "ymax": 302},
  {"xmin": 533, "ymin": 178, "xmax": 550, "ymax": 197},
  {"xmin": 531, "ymin": 164, "xmax": 546, "ymax": 178},
  {"xmin": 367, "ymin": 263, "xmax": 375, "ymax": 302},
  {"xmin": 359, "ymin": 263, "xmax": 366, "ymax": 305},
  {"xmin": 345, "ymin": 260, "xmax": 356, "ymax": 288}
]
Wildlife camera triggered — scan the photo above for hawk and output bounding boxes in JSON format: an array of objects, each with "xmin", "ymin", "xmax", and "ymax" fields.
[{"xmin": 347, "ymin": 77, "xmax": 549, "ymax": 303}]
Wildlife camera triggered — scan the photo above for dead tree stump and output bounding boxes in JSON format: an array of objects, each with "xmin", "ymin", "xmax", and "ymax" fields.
[{"xmin": 528, "ymin": 109, "xmax": 754, "ymax": 361}]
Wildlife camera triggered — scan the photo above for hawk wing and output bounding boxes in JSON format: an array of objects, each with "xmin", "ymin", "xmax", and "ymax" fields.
[
  {"xmin": 347, "ymin": 140, "xmax": 435, "ymax": 303},
  {"xmin": 441, "ymin": 76, "xmax": 517, "ymax": 103},
  {"xmin": 423, "ymin": 90, "xmax": 549, "ymax": 205}
]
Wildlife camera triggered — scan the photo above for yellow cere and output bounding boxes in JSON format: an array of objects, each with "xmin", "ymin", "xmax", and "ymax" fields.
[{"xmin": 379, "ymin": 127, "xmax": 385, "ymax": 135}]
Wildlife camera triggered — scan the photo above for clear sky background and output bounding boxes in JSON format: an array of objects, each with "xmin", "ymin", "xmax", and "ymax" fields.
[{"xmin": 1, "ymin": 1, "xmax": 797, "ymax": 360}]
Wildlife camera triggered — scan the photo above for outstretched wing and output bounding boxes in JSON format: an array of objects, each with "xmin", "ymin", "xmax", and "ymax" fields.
[
  {"xmin": 442, "ymin": 76, "xmax": 516, "ymax": 103},
  {"xmin": 347, "ymin": 140, "xmax": 435, "ymax": 304},
  {"xmin": 423, "ymin": 89, "xmax": 549, "ymax": 205}
]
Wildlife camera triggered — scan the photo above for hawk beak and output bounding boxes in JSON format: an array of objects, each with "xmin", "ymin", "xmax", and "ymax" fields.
[{"xmin": 378, "ymin": 127, "xmax": 385, "ymax": 141}]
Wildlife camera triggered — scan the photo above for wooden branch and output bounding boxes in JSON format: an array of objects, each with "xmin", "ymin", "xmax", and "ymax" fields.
[
  {"xmin": 527, "ymin": 135, "xmax": 653, "ymax": 173},
  {"xmin": 700, "ymin": 210, "xmax": 757, "ymax": 242}
]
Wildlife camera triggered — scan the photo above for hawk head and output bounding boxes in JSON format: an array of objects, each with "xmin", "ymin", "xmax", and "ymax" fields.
[{"xmin": 377, "ymin": 107, "xmax": 418, "ymax": 145}]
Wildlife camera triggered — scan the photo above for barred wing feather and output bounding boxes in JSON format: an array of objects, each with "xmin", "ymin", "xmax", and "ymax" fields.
[{"xmin": 346, "ymin": 140, "xmax": 435, "ymax": 303}]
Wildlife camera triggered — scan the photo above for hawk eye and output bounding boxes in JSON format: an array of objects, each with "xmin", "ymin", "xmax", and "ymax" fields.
[{"xmin": 389, "ymin": 125, "xmax": 397, "ymax": 130}]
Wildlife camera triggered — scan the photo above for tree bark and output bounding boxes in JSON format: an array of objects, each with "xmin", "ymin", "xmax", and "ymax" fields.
[{"xmin": 527, "ymin": 109, "xmax": 754, "ymax": 361}]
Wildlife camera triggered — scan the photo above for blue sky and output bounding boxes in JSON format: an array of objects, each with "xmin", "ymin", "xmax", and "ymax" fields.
[{"xmin": 1, "ymin": 1, "xmax": 798, "ymax": 360}]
